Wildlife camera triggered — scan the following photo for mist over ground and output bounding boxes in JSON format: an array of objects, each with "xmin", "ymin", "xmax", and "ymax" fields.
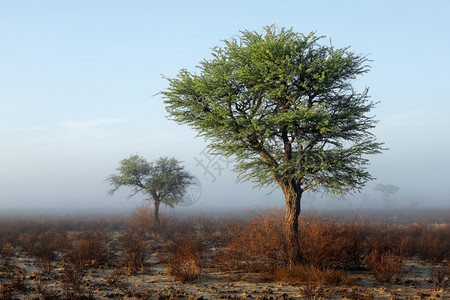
[{"xmin": 1, "ymin": 1, "xmax": 449, "ymax": 215}]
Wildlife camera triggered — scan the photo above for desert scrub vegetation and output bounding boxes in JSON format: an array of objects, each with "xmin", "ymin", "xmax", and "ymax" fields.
[
  {"xmin": 365, "ymin": 250, "xmax": 403, "ymax": 284},
  {"xmin": 271, "ymin": 264, "xmax": 352, "ymax": 286},
  {"xmin": 0, "ymin": 260, "xmax": 26, "ymax": 299},
  {"xmin": 165, "ymin": 233, "xmax": 205, "ymax": 281},
  {"xmin": 213, "ymin": 209, "xmax": 450, "ymax": 285},
  {"xmin": 0, "ymin": 208, "xmax": 449, "ymax": 298},
  {"xmin": 64, "ymin": 226, "xmax": 111, "ymax": 269},
  {"xmin": 215, "ymin": 210, "xmax": 289, "ymax": 272},
  {"xmin": 118, "ymin": 229, "xmax": 152, "ymax": 274}
]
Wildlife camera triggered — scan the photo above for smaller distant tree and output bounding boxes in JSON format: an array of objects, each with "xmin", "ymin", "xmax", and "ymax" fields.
[
  {"xmin": 106, "ymin": 155, "xmax": 194, "ymax": 228},
  {"xmin": 375, "ymin": 183, "xmax": 399, "ymax": 204}
]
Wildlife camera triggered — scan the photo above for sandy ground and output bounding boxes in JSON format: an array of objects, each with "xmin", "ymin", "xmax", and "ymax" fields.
[{"xmin": 1, "ymin": 244, "xmax": 448, "ymax": 300}]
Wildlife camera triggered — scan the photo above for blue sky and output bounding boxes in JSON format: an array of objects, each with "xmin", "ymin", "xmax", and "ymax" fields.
[{"xmin": 1, "ymin": 0, "xmax": 449, "ymax": 213}]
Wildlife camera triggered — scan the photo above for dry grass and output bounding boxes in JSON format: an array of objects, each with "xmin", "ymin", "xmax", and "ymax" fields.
[
  {"xmin": 429, "ymin": 262, "xmax": 450, "ymax": 285},
  {"xmin": 270, "ymin": 265, "xmax": 352, "ymax": 285},
  {"xmin": 299, "ymin": 284, "xmax": 333, "ymax": 300}
]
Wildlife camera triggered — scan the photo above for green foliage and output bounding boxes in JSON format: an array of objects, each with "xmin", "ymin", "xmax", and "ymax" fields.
[
  {"xmin": 106, "ymin": 155, "xmax": 194, "ymax": 208},
  {"xmin": 162, "ymin": 25, "xmax": 383, "ymax": 196}
]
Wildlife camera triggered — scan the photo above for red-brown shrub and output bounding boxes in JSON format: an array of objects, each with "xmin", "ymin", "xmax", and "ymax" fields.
[
  {"xmin": 65, "ymin": 225, "xmax": 111, "ymax": 268},
  {"xmin": 298, "ymin": 215, "xmax": 345, "ymax": 269},
  {"xmin": 214, "ymin": 210, "xmax": 288, "ymax": 272},
  {"xmin": 165, "ymin": 233, "xmax": 204, "ymax": 281},
  {"xmin": 415, "ymin": 226, "xmax": 450, "ymax": 263},
  {"xmin": 270, "ymin": 264, "xmax": 352, "ymax": 285},
  {"xmin": 127, "ymin": 205, "xmax": 158, "ymax": 237},
  {"xmin": 216, "ymin": 211, "xmax": 370, "ymax": 272},
  {"xmin": 368, "ymin": 226, "xmax": 408, "ymax": 257},
  {"xmin": 297, "ymin": 215, "xmax": 372, "ymax": 270},
  {"xmin": 61, "ymin": 263, "xmax": 85, "ymax": 294},
  {"xmin": 0, "ymin": 261, "xmax": 27, "ymax": 295},
  {"xmin": 167, "ymin": 253, "xmax": 202, "ymax": 282},
  {"xmin": 337, "ymin": 223, "xmax": 370, "ymax": 270},
  {"xmin": 119, "ymin": 230, "xmax": 151, "ymax": 274},
  {"xmin": 429, "ymin": 263, "xmax": 449, "ymax": 285},
  {"xmin": 365, "ymin": 250, "xmax": 402, "ymax": 284},
  {"xmin": 18, "ymin": 230, "xmax": 68, "ymax": 260}
]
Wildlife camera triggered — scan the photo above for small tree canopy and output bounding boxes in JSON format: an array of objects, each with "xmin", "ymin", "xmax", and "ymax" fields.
[
  {"xmin": 107, "ymin": 155, "xmax": 194, "ymax": 208},
  {"xmin": 375, "ymin": 184, "xmax": 399, "ymax": 202}
]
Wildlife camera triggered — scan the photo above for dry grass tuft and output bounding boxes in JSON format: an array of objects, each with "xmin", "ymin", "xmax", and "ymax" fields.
[
  {"xmin": 270, "ymin": 264, "xmax": 352, "ymax": 285},
  {"xmin": 165, "ymin": 234, "xmax": 204, "ymax": 281}
]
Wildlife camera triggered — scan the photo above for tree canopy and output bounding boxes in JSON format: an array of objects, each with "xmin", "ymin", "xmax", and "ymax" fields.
[
  {"xmin": 163, "ymin": 26, "xmax": 383, "ymax": 196},
  {"xmin": 162, "ymin": 25, "xmax": 384, "ymax": 263},
  {"xmin": 375, "ymin": 184, "xmax": 399, "ymax": 203},
  {"xmin": 106, "ymin": 155, "xmax": 194, "ymax": 227}
]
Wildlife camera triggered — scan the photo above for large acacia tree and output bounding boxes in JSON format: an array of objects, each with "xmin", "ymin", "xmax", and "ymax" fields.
[
  {"xmin": 106, "ymin": 155, "xmax": 194, "ymax": 228},
  {"xmin": 162, "ymin": 26, "xmax": 383, "ymax": 264}
]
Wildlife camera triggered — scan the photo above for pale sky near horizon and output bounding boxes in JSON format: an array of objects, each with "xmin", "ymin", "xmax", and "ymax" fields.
[{"xmin": 1, "ymin": 0, "xmax": 449, "ymax": 213}]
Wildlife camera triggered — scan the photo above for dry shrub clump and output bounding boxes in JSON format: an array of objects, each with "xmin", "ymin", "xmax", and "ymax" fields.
[
  {"xmin": 65, "ymin": 224, "xmax": 111, "ymax": 268},
  {"xmin": 297, "ymin": 215, "xmax": 340, "ymax": 269},
  {"xmin": 215, "ymin": 211, "xmax": 371, "ymax": 275},
  {"xmin": 0, "ymin": 221, "xmax": 23, "ymax": 258},
  {"xmin": 368, "ymin": 225, "xmax": 409, "ymax": 258},
  {"xmin": 271, "ymin": 264, "xmax": 352, "ymax": 286},
  {"xmin": 159, "ymin": 217, "xmax": 200, "ymax": 243},
  {"xmin": 216, "ymin": 211, "xmax": 368, "ymax": 282},
  {"xmin": 416, "ymin": 225, "xmax": 450, "ymax": 263},
  {"xmin": 166, "ymin": 233, "xmax": 204, "ymax": 281},
  {"xmin": 119, "ymin": 230, "xmax": 151, "ymax": 274},
  {"xmin": 127, "ymin": 205, "xmax": 159, "ymax": 236},
  {"xmin": 193, "ymin": 216, "xmax": 229, "ymax": 245},
  {"xmin": 18, "ymin": 229, "xmax": 68, "ymax": 260},
  {"xmin": 297, "ymin": 215, "xmax": 370, "ymax": 270},
  {"xmin": 429, "ymin": 264, "xmax": 448, "ymax": 285},
  {"xmin": 337, "ymin": 222, "xmax": 370, "ymax": 270},
  {"xmin": 213, "ymin": 210, "xmax": 449, "ymax": 286},
  {"xmin": 215, "ymin": 210, "xmax": 288, "ymax": 272},
  {"xmin": 0, "ymin": 261, "xmax": 26, "ymax": 298},
  {"xmin": 299, "ymin": 284, "xmax": 333, "ymax": 300},
  {"xmin": 365, "ymin": 250, "xmax": 403, "ymax": 284},
  {"xmin": 61, "ymin": 263, "xmax": 85, "ymax": 295}
]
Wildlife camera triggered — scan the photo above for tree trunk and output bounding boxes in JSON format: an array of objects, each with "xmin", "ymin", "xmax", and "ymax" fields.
[
  {"xmin": 154, "ymin": 199, "xmax": 160, "ymax": 230},
  {"xmin": 281, "ymin": 182, "xmax": 303, "ymax": 266}
]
